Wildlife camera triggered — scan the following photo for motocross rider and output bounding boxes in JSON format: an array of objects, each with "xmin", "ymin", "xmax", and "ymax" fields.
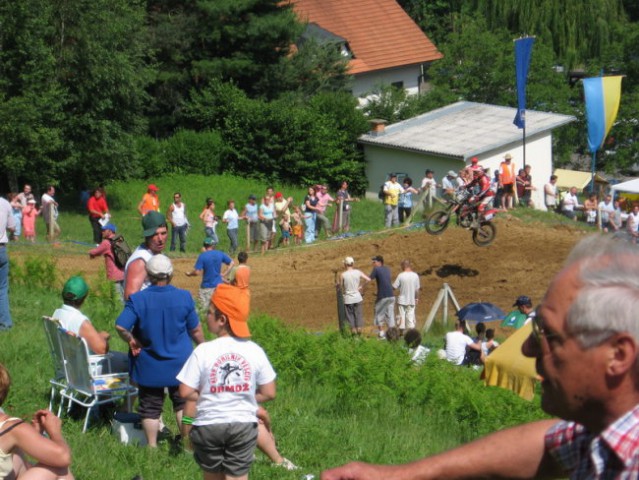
[{"xmin": 464, "ymin": 167, "xmax": 495, "ymax": 218}]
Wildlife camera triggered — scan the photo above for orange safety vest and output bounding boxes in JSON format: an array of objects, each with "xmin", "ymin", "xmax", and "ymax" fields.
[
  {"xmin": 499, "ymin": 162, "xmax": 516, "ymax": 185},
  {"xmin": 140, "ymin": 193, "xmax": 159, "ymax": 215}
]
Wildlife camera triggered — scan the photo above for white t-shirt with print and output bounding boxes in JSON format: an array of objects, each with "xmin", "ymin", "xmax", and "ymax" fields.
[{"xmin": 177, "ymin": 336, "xmax": 276, "ymax": 426}]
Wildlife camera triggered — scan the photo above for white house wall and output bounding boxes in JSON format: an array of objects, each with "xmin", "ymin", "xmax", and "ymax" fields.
[
  {"xmin": 352, "ymin": 65, "xmax": 421, "ymax": 99},
  {"xmin": 364, "ymin": 145, "xmax": 465, "ymax": 199}
]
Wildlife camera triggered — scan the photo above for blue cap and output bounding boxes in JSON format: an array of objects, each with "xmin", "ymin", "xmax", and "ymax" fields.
[{"xmin": 101, "ymin": 223, "xmax": 117, "ymax": 232}]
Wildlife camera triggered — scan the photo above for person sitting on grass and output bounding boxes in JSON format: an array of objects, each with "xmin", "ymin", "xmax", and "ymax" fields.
[
  {"xmin": 404, "ymin": 329, "xmax": 429, "ymax": 365},
  {"xmin": 178, "ymin": 284, "xmax": 277, "ymax": 480},
  {"xmin": 0, "ymin": 363, "xmax": 74, "ymax": 479},
  {"xmin": 480, "ymin": 329, "xmax": 499, "ymax": 362}
]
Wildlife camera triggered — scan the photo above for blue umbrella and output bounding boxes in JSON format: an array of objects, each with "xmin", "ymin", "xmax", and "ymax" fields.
[{"xmin": 456, "ymin": 302, "xmax": 505, "ymax": 323}]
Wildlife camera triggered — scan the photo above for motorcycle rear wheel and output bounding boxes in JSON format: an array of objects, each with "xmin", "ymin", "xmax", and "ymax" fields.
[
  {"xmin": 472, "ymin": 221, "xmax": 496, "ymax": 247},
  {"xmin": 425, "ymin": 210, "xmax": 451, "ymax": 235}
]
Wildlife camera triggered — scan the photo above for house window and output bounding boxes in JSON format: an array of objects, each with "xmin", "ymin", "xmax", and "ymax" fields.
[{"xmin": 391, "ymin": 81, "xmax": 404, "ymax": 89}]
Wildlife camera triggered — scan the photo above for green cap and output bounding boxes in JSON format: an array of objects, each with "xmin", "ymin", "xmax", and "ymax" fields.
[
  {"xmin": 62, "ymin": 276, "xmax": 89, "ymax": 301},
  {"xmin": 203, "ymin": 237, "xmax": 217, "ymax": 247},
  {"xmin": 142, "ymin": 211, "xmax": 166, "ymax": 237}
]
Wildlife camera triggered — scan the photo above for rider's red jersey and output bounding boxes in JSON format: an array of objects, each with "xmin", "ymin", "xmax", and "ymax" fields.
[{"xmin": 466, "ymin": 175, "xmax": 494, "ymax": 197}]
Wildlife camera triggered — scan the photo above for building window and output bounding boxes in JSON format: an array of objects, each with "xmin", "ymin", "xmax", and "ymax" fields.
[{"xmin": 391, "ymin": 81, "xmax": 404, "ymax": 89}]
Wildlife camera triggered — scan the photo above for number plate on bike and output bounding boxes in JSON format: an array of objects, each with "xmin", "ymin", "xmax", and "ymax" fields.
[{"xmin": 484, "ymin": 213, "xmax": 494, "ymax": 221}]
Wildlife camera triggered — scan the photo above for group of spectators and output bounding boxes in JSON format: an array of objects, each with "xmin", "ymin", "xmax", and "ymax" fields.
[
  {"xmin": 543, "ymin": 177, "xmax": 630, "ymax": 234},
  {"xmin": 339, "ymin": 255, "xmax": 421, "ymax": 340},
  {"xmin": 7, "ymin": 184, "xmax": 61, "ymax": 243},
  {"xmin": 381, "ymin": 153, "xmax": 533, "ymax": 228}
]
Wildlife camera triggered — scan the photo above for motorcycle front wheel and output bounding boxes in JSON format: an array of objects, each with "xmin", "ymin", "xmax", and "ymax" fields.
[
  {"xmin": 425, "ymin": 210, "xmax": 451, "ymax": 235},
  {"xmin": 472, "ymin": 221, "xmax": 496, "ymax": 247}
]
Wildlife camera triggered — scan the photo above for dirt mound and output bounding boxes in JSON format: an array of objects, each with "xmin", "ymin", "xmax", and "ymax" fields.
[{"xmin": 26, "ymin": 216, "xmax": 585, "ymax": 332}]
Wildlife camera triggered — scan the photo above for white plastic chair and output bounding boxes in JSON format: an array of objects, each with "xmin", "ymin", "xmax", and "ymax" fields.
[
  {"xmin": 42, "ymin": 316, "xmax": 68, "ymax": 415},
  {"xmin": 57, "ymin": 328, "xmax": 137, "ymax": 432}
]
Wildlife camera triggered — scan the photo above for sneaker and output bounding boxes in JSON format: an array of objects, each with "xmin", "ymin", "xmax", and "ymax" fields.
[
  {"xmin": 276, "ymin": 458, "xmax": 298, "ymax": 471},
  {"xmin": 377, "ymin": 331, "xmax": 386, "ymax": 339}
]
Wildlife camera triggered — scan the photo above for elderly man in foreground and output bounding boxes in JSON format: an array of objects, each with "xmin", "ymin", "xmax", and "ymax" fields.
[{"xmin": 322, "ymin": 234, "xmax": 639, "ymax": 479}]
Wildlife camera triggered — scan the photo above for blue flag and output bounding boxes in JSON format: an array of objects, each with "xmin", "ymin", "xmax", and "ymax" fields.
[{"xmin": 513, "ymin": 37, "xmax": 535, "ymax": 129}]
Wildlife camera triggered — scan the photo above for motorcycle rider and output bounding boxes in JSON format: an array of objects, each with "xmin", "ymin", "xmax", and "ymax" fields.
[{"xmin": 464, "ymin": 167, "xmax": 495, "ymax": 220}]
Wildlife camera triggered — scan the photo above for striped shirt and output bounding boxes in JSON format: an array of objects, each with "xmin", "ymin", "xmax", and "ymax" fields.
[{"xmin": 545, "ymin": 403, "xmax": 639, "ymax": 479}]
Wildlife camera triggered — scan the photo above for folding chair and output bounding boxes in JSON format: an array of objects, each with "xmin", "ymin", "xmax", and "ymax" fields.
[
  {"xmin": 57, "ymin": 328, "xmax": 137, "ymax": 432},
  {"xmin": 42, "ymin": 316, "xmax": 67, "ymax": 415}
]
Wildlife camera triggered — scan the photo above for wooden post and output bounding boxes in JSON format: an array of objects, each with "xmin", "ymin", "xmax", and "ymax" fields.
[{"xmin": 422, "ymin": 283, "xmax": 461, "ymax": 333}]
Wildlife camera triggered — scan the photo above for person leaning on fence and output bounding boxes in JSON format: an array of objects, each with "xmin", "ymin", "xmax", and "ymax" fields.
[
  {"xmin": 0, "ymin": 363, "xmax": 74, "ymax": 480},
  {"xmin": 178, "ymin": 284, "xmax": 277, "ymax": 480},
  {"xmin": 323, "ymin": 234, "xmax": 639, "ymax": 479}
]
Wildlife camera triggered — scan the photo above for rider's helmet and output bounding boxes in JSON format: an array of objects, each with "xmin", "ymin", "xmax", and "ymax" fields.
[{"xmin": 472, "ymin": 167, "xmax": 484, "ymax": 178}]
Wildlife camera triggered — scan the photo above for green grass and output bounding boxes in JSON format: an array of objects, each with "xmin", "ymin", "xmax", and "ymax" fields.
[{"xmin": 2, "ymin": 275, "xmax": 548, "ymax": 479}]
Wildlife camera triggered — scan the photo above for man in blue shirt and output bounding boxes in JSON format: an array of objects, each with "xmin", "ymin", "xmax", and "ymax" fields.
[
  {"xmin": 369, "ymin": 255, "xmax": 395, "ymax": 339},
  {"xmin": 116, "ymin": 254, "xmax": 204, "ymax": 447},
  {"xmin": 186, "ymin": 237, "xmax": 234, "ymax": 311}
]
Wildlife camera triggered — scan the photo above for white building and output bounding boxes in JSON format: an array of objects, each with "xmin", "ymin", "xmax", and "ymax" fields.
[
  {"xmin": 289, "ymin": 0, "xmax": 442, "ymax": 103},
  {"xmin": 359, "ymin": 101, "xmax": 576, "ymax": 210}
]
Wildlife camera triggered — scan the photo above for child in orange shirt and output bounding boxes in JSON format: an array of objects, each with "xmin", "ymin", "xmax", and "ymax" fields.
[{"xmin": 22, "ymin": 199, "xmax": 40, "ymax": 242}]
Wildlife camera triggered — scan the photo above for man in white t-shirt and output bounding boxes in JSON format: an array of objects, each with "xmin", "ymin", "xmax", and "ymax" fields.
[
  {"xmin": 392, "ymin": 259, "xmax": 420, "ymax": 333},
  {"xmin": 627, "ymin": 205, "xmax": 639, "ymax": 242},
  {"xmin": 561, "ymin": 187, "xmax": 581, "ymax": 220},
  {"xmin": 442, "ymin": 321, "xmax": 481, "ymax": 365},
  {"xmin": 340, "ymin": 257, "xmax": 371, "ymax": 335},
  {"xmin": 178, "ymin": 284, "xmax": 276, "ymax": 479},
  {"xmin": 544, "ymin": 175, "xmax": 558, "ymax": 211},
  {"xmin": 598, "ymin": 194, "xmax": 618, "ymax": 232},
  {"xmin": 441, "ymin": 171, "xmax": 459, "ymax": 200}
]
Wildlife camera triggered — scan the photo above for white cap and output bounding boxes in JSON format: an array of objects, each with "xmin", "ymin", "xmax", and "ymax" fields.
[
  {"xmin": 146, "ymin": 254, "xmax": 173, "ymax": 278},
  {"xmin": 447, "ymin": 170, "xmax": 458, "ymax": 178},
  {"xmin": 344, "ymin": 256, "xmax": 354, "ymax": 266}
]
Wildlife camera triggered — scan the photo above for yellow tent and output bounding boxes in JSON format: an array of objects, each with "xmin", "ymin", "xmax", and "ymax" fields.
[
  {"xmin": 481, "ymin": 323, "xmax": 538, "ymax": 400},
  {"xmin": 554, "ymin": 168, "xmax": 608, "ymax": 191}
]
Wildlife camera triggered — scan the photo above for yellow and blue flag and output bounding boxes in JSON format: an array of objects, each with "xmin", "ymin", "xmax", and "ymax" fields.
[{"xmin": 583, "ymin": 76, "xmax": 623, "ymax": 153}]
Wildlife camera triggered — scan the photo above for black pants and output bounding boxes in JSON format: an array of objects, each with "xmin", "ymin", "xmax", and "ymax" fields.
[
  {"xmin": 398, "ymin": 207, "xmax": 412, "ymax": 224},
  {"xmin": 89, "ymin": 216, "xmax": 102, "ymax": 244}
]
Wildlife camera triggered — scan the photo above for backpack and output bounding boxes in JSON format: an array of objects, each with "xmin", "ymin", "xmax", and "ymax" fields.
[
  {"xmin": 378, "ymin": 183, "xmax": 386, "ymax": 200},
  {"xmin": 110, "ymin": 234, "xmax": 132, "ymax": 270}
]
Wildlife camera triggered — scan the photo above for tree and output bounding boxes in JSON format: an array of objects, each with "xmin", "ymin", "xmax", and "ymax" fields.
[{"xmin": 0, "ymin": 0, "xmax": 65, "ymax": 191}]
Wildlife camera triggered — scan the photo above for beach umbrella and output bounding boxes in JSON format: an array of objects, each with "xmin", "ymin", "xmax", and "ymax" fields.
[{"xmin": 456, "ymin": 302, "xmax": 505, "ymax": 323}]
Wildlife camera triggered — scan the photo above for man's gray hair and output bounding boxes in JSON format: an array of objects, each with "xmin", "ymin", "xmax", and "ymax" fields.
[{"xmin": 564, "ymin": 235, "xmax": 639, "ymax": 350}]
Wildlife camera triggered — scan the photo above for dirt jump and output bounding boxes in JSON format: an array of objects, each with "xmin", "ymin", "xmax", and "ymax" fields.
[{"xmin": 24, "ymin": 215, "xmax": 586, "ymax": 333}]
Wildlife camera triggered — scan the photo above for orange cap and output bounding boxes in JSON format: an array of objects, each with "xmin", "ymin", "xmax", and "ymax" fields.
[{"xmin": 212, "ymin": 284, "xmax": 251, "ymax": 338}]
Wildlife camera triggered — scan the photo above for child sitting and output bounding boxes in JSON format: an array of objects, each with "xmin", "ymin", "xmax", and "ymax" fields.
[
  {"xmin": 404, "ymin": 328, "xmax": 430, "ymax": 365},
  {"xmin": 481, "ymin": 328, "xmax": 499, "ymax": 360}
]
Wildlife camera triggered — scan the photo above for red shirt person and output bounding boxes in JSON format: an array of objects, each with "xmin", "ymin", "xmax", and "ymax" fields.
[{"xmin": 87, "ymin": 188, "xmax": 109, "ymax": 244}]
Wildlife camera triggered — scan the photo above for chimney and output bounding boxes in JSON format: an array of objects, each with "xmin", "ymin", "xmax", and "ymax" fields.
[{"xmin": 369, "ymin": 119, "xmax": 388, "ymax": 136}]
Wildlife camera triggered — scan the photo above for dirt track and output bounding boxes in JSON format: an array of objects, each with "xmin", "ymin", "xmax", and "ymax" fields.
[{"xmin": 32, "ymin": 215, "xmax": 586, "ymax": 332}]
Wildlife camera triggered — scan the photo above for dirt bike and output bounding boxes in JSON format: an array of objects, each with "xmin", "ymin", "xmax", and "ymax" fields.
[{"xmin": 424, "ymin": 189, "xmax": 498, "ymax": 247}]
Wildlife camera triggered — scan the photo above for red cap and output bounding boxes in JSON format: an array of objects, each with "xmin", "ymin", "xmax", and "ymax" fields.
[
  {"xmin": 470, "ymin": 157, "xmax": 479, "ymax": 164},
  {"xmin": 275, "ymin": 192, "xmax": 283, "ymax": 199},
  {"xmin": 148, "ymin": 184, "xmax": 159, "ymax": 192}
]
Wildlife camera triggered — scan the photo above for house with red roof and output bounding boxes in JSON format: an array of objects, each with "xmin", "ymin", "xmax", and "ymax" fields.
[{"xmin": 289, "ymin": 0, "xmax": 442, "ymax": 101}]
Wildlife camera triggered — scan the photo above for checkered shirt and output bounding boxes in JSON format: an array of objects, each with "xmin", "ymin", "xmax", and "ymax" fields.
[{"xmin": 545, "ymin": 403, "xmax": 639, "ymax": 479}]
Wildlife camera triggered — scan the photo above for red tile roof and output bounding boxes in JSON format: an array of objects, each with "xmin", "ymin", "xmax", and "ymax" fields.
[{"xmin": 289, "ymin": 0, "xmax": 442, "ymax": 75}]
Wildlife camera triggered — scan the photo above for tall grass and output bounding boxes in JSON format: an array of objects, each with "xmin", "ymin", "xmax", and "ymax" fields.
[{"xmin": 2, "ymin": 274, "xmax": 548, "ymax": 479}]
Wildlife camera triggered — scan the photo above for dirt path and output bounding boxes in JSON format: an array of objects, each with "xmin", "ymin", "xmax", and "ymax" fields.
[{"xmin": 19, "ymin": 215, "xmax": 586, "ymax": 332}]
